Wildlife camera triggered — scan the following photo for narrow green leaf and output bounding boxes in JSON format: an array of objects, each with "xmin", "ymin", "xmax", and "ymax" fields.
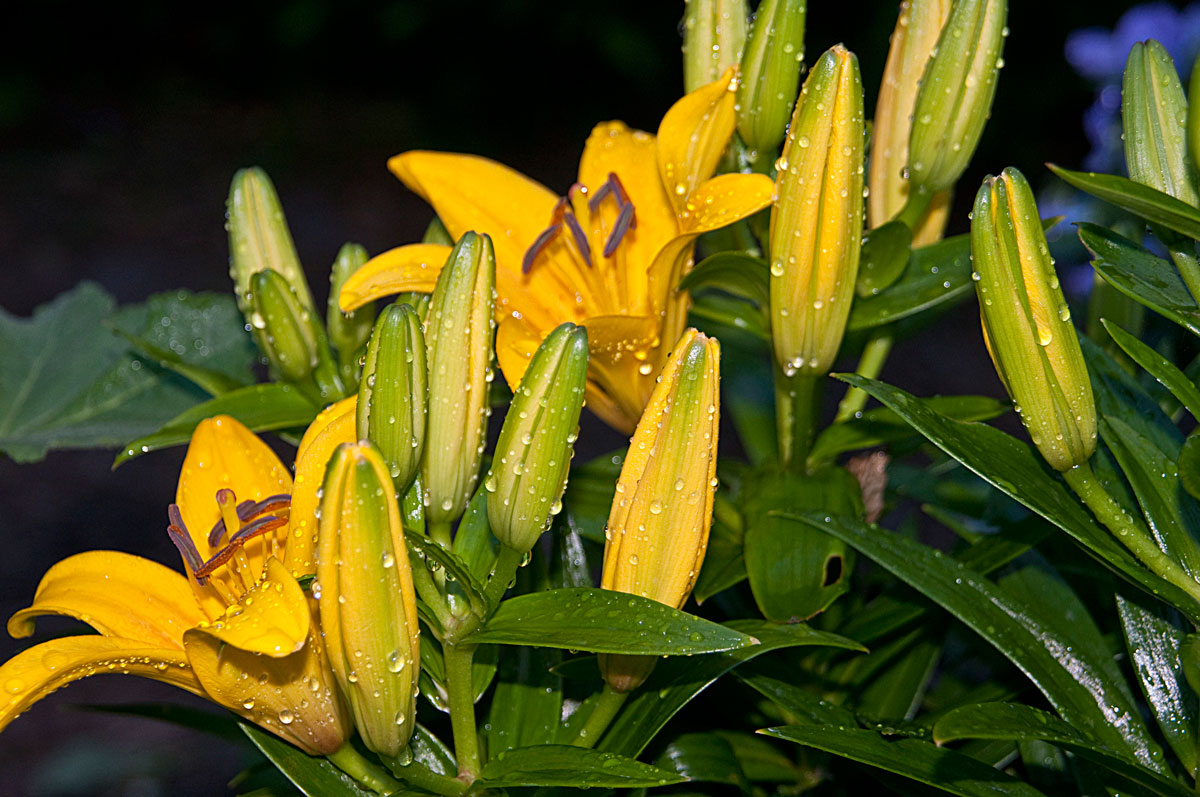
[
  {"xmin": 1117, "ymin": 595, "xmax": 1199, "ymax": 775},
  {"xmin": 856, "ymin": 219, "xmax": 913, "ymax": 297},
  {"xmin": 114, "ymin": 383, "xmax": 319, "ymax": 466},
  {"xmin": 856, "ymin": 638, "xmax": 940, "ymax": 721},
  {"xmin": 715, "ymin": 730, "xmax": 802, "ymax": 783},
  {"xmin": 561, "ymin": 450, "xmax": 623, "ymax": 544},
  {"xmin": 1078, "ymin": 222, "xmax": 1200, "ymax": 337},
  {"xmin": 835, "ymin": 373, "xmax": 1200, "ymax": 623},
  {"xmin": 468, "ymin": 587, "xmax": 757, "ymax": 655},
  {"xmin": 1051, "ymin": 164, "xmax": 1200, "ymax": 241},
  {"xmin": 847, "ymin": 229, "xmax": 973, "ymax": 331},
  {"xmin": 680, "ymin": 252, "xmax": 771, "ymax": 307},
  {"xmin": 475, "ymin": 745, "xmax": 684, "ymax": 789},
  {"xmin": 406, "ymin": 532, "xmax": 487, "ymax": 614},
  {"xmin": 451, "ymin": 485, "xmax": 498, "ymax": 586},
  {"xmin": 763, "ymin": 724, "xmax": 1047, "ymax": 797},
  {"xmin": 486, "ymin": 646, "xmax": 563, "ymax": 753},
  {"xmin": 239, "ymin": 724, "xmax": 373, "ymax": 797},
  {"xmin": 1102, "ymin": 319, "xmax": 1200, "ymax": 420},
  {"xmin": 933, "ymin": 702, "xmax": 1192, "ymax": 796},
  {"xmin": 599, "ymin": 621, "xmax": 865, "ymax": 757},
  {"xmin": 781, "ymin": 510, "xmax": 1166, "ymax": 771},
  {"xmin": 690, "ymin": 293, "xmax": 770, "ymax": 341},
  {"xmin": 693, "ymin": 515, "xmax": 747, "ymax": 603},
  {"xmin": 736, "ymin": 669, "xmax": 859, "ymax": 727},
  {"xmin": 410, "ymin": 724, "xmax": 456, "ymax": 776},
  {"xmin": 1182, "ymin": 436, "xmax": 1200, "ymax": 502},
  {"xmin": 1084, "ymin": 333, "xmax": 1181, "ymax": 453},
  {"xmin": 654, "ymin": 733, "xmax": 749, "ymax": 788}
]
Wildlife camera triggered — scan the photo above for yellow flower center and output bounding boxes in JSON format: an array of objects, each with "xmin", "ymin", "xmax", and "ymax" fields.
[{"xmin": 521, "ymin": 172, "xmax": 638, "ymax": 275}]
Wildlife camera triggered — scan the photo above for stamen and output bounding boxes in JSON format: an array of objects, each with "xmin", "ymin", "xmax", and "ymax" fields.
[
  {"xmin": 522, "ymin": 224, "xmax": 561, "ymax": 274},
  {"xmin": 166, "ymin": 505, "xmax": 205, "ymax": 583},
  {"xmin": 208, "ymin": 494, "xmax": 290, "ymax": 546},
  {"xmin": 609, "ymin": 173, "xmax": 637, "ymax": 230},
  {"xmin": 587, "ymin": 182, "xmax": 612, "ymax": 212},
  {"xmin": 563, "ymin": 212, "xmax": 592, "ymax": 267},
  {"xmin": 215, "ymin": 489, "xmax": 241, "ymax": 547},
  {"xmin": 604, "ymin": 202, "xmax": 636, "ymax": 257},
  {"xmin": 193, "ymin": 516, "xmax": 287, "ymax": 581}
]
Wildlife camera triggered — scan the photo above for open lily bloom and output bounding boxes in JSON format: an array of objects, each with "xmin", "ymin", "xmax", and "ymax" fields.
[
  {"xmin": 340, "ymin": 68, "xmax": 774, "ymax": 433},
  {"xmin": 1, "ymin": 411, "xmax": 357, "ymax": 755}
]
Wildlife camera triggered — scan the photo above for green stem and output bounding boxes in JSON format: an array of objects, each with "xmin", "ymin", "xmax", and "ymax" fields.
[
  {"xmin": 894, "ymin": 189, "xmax": 934, "ymax": 232},
  {"xmin": 384, "ymin": 757, "xmax": 468, "ymax": 796},
  {"xmin": 834, "ymin": 330, "xmax": 894, "ymax": 425},
  {"xmin": 327, "ymin": 742, "xmax": 404, "ymax": 795},
  {"xmin": 1064, "ymin": 461, "xmax": 1200, "ymax": 604},
  {"xmin": 1170, "ymin": 244, "xmax": 1200, "ymax": 308},
  {"xmin": 482, "ymin": 544, "xmax": 525, "ymax": 608},
  {"xmin": 443, "ymin": 642, "xmax": 481, "ymax": 782},
  {"xmin": 429, "ymin": 519, "xmax": 454, "ymax": 550},
  {"xmin": 571, "ymin": 684, "xmax": 630, "ymax": 749},
  {"xmin": 409, "ymin": 545, "xmax": 454, "ymax": 630},
  {"xmin": 774, "ymin": 369, "xmax": 821, "ymax": 470}
]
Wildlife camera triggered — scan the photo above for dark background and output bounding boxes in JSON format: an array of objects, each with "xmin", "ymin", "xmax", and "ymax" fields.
[{"xmin": 0, "ymin": 0, "xmax": 1154, "ymax": 793}]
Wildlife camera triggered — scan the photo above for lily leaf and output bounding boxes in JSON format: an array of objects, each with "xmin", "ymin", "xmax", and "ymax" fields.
[
  {"xmin": 848, "ymin": 228, "xmax": 973, "ymax": 331},
  {"xmin": 114, "ymin": 383, "xmax": 319, "ymax": 466},
  {"xmin": 693, "ymin": 514, "xmax": 747, "ymax": 603},
  {"xmin": 474, "ymin": 745, "xmax": 684, "ymax": 789},
  {"xmin": 782, "ymin": 510, "xmax": 1167, "ymax": 771},
  {"xmin": 561, "ymin": 450, "xmax": 623, "ymax": 544},
  {"xmin": 406, "ymin": 532, "xmax": 487, "ymax": 614},
  {"xmin": 240, "ymin": 724, "xmax": 372, "ymax": 797},
  {"xmin": 654, "ymin": 732, "xmax": 750, "ymax": 789},
  {"xmin": 690, "ymin": 292, "xmax": 770, "ymax": 341},
  {"xmin": 1051, "ymin": 164, "xmax": 1200, "ymax": 241},
  {"xmin": 763, "ymin": 724, "xmax": 1047, "ymax": 797},
  {"xmin": 486, "ymin": 645, "xmax": 563, "ymax": 754},
  {"xmin": 856, "ymin": 219, "xmax": 913, "ymax": 298},
  {"xmin": 680, "ymin": 252, "xmax": 770, "ymax": 307},
  {"xmin": 1102, "ymin": 319, "xmax": 1200, "ymax": 420}
]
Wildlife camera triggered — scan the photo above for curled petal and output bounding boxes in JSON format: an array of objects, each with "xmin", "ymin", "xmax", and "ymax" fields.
[
  {"xmin": 0, "ymin": 636, "xmax": 200, "ymax": 732},
  {"xmin": 286, "ymin": 397, "xmax": 357, "ymax": 578},
  {"xmin": 656, "ymin": 66, "xmax": 739, "ymax": 213},
  {"xmin": 8, "ymin": 551, "xmax": 204, "ymax": 648},
  {"xmin": 680, "ymin": 173, "xmax": 775, "ymax": 234},
  {"xmin": 339, "ymin": 243, "xmax": 451, "ymax": 312},
  {"xmin": 191, "ymin": 559, "xmax": 310, "ymax": 657}
]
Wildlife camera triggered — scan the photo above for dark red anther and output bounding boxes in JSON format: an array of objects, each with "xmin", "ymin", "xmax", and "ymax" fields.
[
  {"xmin": 208, "ymin": 493, "xmax": 291, "ymax": 546},
  {"xmin": 193, "ymin": 516, "xmax": 288, "ymax": 581},
  {"xmin": 604, "ymin": 202, "xmax": 636, "ymax": 257},
  {"xmin": 167, "ymin": 504, "xmax": 206, "ymax": 583}
]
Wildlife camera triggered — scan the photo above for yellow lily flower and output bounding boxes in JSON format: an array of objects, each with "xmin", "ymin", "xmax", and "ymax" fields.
[
  {"xmin": 1, "ymin": 413, "xmax": 355, "ymax": 755},
  {"xmin": 339, "ymin": 68, "xmax": 774, "ymax": 433}
]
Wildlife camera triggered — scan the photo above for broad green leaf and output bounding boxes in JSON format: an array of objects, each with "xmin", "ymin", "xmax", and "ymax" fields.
[
  {"xmin": 240, "ymin": 724, "xmax": 372, "ymax": 797},
  {"xmin": 114, "ymin": 383, "xmax": 319, "ymax": 466},
  {"xmin": 0, "ymin": 283, "xmax": 240, "ymax": 462},
  {"xmin": 856, "ymin": 638, "xmax": 940, "ymax": 721},
  {"xmin": 856, "ymin": 219, "xmax": 913, "ymax": 297},
  {"xmin": 410, "ymin": 724, "xmax": 455, "ymax": 776},
  {"xmin": 809, "ymin": 395, "xmax": 1009, "ymax": 465},
  {"xmin": 1102, "ymin": 319, "xmax": 1200, "ymax": 420},
  {"xmin": 847, "ymin": 229, "xmax": 973, "ymax": 331},
  {"xmin": 693, "ymin": 514, "xmax": 747, "ymax": 603},
  {"xmin": 1051, "ymin": 165, "xmax": 1200, "ymax": 241},
  {"xmin": 679, "ymin": 252, "xmax": 770, "ymax": 307},
  {"xmin": 468, "ymin": 587, "xmax": 756, "ymax": 654},
  {"xmin": 736, "ymin": 669, "xmax": 858, "ymax": 727},
  {"xmin": 783, "ymin": 510, "xmax": 1167, "ymax": 771},
  {"xmin": 1078, "ymin": 222, "xmax": 1200, "ymax": 337},
  {"xmin": 486, "ymin": 646, "xmax": 562, "ymax": 753},
  {"xmin": 654, "ymin": 733, "xmax": 749, "ymax": 789},
  {"xmin": 599, "ymin": 621, "xmax": 865, "ymax": 757},
  {"xmin": 474, "ymin": 745, "xmax": 684, "ymax": 789},
  {"xmin": 451, "ymin": 486, "xmax": 498, "ymax": 585},
  {"xmin": 690, "ymin": 293, "xmax": 770, "ymax": 341},
  {"xmin": 715, "ymin": 731, "xmax": 802, "ymax": 783},
  {"xmin": 763, "ymin": 724, "xmax": 1047, "ymax": 797},
  {"xmin": 1117, "ymin": 595, "xmax": 1199, "ymax": 775},
  {"xmin": 835, "ymin": 373, "xmax": 1200, "ymax": 624},
  {"xmin": 561, "ymin": 450, "xmax": 623, "ymax": 544},
  {"xmin": 933, "ymin": 702, "xmax": 1192, "ymax": 796}
]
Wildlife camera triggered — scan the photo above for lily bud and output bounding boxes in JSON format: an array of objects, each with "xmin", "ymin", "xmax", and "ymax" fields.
[
  {"xmin": 327, "ymin": 243, "xmax": 375, "ymax": 364},
  {"xmin": 249, "ymin": 269, "xmax": 321, "ymax": 383},
  {"xmin": 868, "ymin": 0, "xmax": 952, "ymax": 241},
  {"xmin": 769, "ymin": 45, "xmax": 864, "ymax": 378},
  {"xmin": 316, "ymin": 442, "xmax": 420, "ymax": 758},
  {"xmin": 422, "ymin": 232, "xmax": 497, "ymax": 527},
  {"xmin": 599, "ymin": 329, "xmax": 720, "ymax": 693},
  {"xmin": 682, "ymin": 0, "xmax": 748, "ymax": 93},
  {"xmin": 227, "ymin": 167, "xmax": 316, "ymax": 316},
  {"xmin": 486, "ymin": 323, "xmax": 588, "ymax": 555},
  {"xmin": 1124, "ymin": 40, "xmax": 1200, "ymax": 207},
  {"xmin": 971, "ymin": 168, "xmax": 1096, "ymax": 472},
  {"xmin": 735, "ymin": 0, "xmax": 806, "ymax": 156},
  {"xmin": 906, "ymin": 0, "xmax": 1006, "ymax": 197},
  {"xmin": 358, "ymin": 304, "xmax": 427, "ymax": 490}
]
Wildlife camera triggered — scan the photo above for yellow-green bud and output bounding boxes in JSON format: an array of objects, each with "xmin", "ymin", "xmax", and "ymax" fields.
[
  {"xmin": 422, "ymin": 232, "xmax": 497, "ymax": 527},
  {"xmin": 249, "ymin": 269, "xmax": 321, "ymax": 383},
  {"xmin": 907, "ymin": 0, "xmax": 1006, "ymax": 196},
  {"xmin": 316, "ymin": 441, "xmax": 420, "ymax": 758},
  {"xmin": 1124, "ymin": 39, "xmax": 1200, "ymax": 207},
  {"xmin": 327, "ymin": 243, "xmax": 375, "ymax": 363},
  {"xmin": 768, "ymin": 44, "xmax": 864, "ymax": 378},
  {"xmin": 600, "ymin": 329, "xmax": 720, "ymax": 693},
  {"xmin": 734, "ymin": 0, "xmax": 806, "ymax": 156},
  {"xmin": 358, "ymin": 304, "xmax": 427, "ymax": 490},
  {"xmin": 682, "ymin": 0, "xmax": 748, "ymax": 93},
  {"xmin": 227, "ymin": 167, "xmax": 316, "ymax": 316},
  {"xmin": 485, "ymin": 323, "xmax": 588, "ymax": 554},
  {"xmin": 971, "ymin": 167, "xmax": 1096, "ymax": 472}
]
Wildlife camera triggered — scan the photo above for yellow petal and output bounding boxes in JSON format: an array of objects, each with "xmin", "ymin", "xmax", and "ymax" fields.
[
  {"xmin": 184, "ymin": 619, "xmax": 348, "ymax": 756},
  {"xmin": 680, "ymin": 173, "xmax": 775, "ymax": 234},
  {"xmin": 582, "ymin": 314, "xmax": 661, "ymax": 434},
  {"xmin": 495, "ymin": 316, "xmax": 546, "ymax": 390},
  {"xmin": 176, "ymin": 416, "xmax": 293, "ymax": 607},
  {"xmin": 8, "ymin": 551, "xmax": 203, "ymax": 650},
  {"xmin": 285, "ymin": 396, "xmax": 357, "ymax": 578},
  {"xmin": 339, "ymin": 243, "xmax": 451, "ymax": 312},
  {"xmin": 0, "ymin": 636, "xmax": 200, "ymax": 733},
  {"xmin": 193, "ymin": 558, "xmax": 310, "ymax": 657},
  {"xmin": 656, "ymin": 66, "xmax": 739, "ymax": 213}
]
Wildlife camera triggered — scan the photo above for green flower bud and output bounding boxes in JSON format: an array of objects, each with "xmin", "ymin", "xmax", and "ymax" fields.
[
  {"xmin": 317, "ymin": 441, "xmax": 420, "ymax": 758},
  {"xmin": 769, "ymin": 45, "xmax": 864, "ymax": 378},
  {"xmin": 358, "ymin": 304, "xmax": 427, "ymax": 490},
  {"xmin": 734, "ymin": 0, "xmax": 806, "ymax": 156},
  {"xmin": 1124, "ymin": 39, "xmax": 1200, "ymax": 207},
  {"xmin": 485, "ymin": 323, "xmax": 588, "ymax": 555},
  {"xmin": 249, "ymin": 269, "xmax": 321, "ymax": 383},
  {"xmin": 227, "ymin": 167, "xmax": 316, "ymax": 316},
  {"xmin": 327, "ymin": 243, "xmax": 375, "ymax": 366},
  {"xmin": 422, "ymin": 232, "xmax": 497, "ymax": 527},
  {"xmin": 971, "ymin": 167, "xmax": 1096, "ymax": 472},
  {"xmin": 907, "ymin": 0, "xmax": 1006, "ymax": 196},
  {"xmin": 682, "ymin": 0, "xmax": 748, "ymax": 93}
]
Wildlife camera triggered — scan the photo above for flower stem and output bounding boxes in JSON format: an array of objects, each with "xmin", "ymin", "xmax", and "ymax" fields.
[
  {"xmin": 775, "ymin": 369, "xmax": 821, "ymax": 470},
  {"xmin": 834, "ymin": 330, "xmax": 894, "ymax": 425},
  {"xmin": 894, "ymin": 189, "xmax": 934, "ymax": 232},
  {"xmin": 482, "ymin": 544, "xmax": 524, "ymax": 608},
  {"xmin": 571, "ymin": 684, "xmax": 629, "ymax": 748},
  {"xmin": 384, "ymin": 758, "xmax": 468, "ymax": 796},
  {"xmin": 327, "ymin": 742, "xmax": 403, "ymax": 795},
  {"xmin": 409, "ymin": 547, "xmax": 454, "ymax": 630},
  {"xmin": 443, "ymin": 642, "xmax": 481, "ymax": 782},
  {"xmin": 1063, "ymin": 461, "xmax": 1200, "ymax": 604}
]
